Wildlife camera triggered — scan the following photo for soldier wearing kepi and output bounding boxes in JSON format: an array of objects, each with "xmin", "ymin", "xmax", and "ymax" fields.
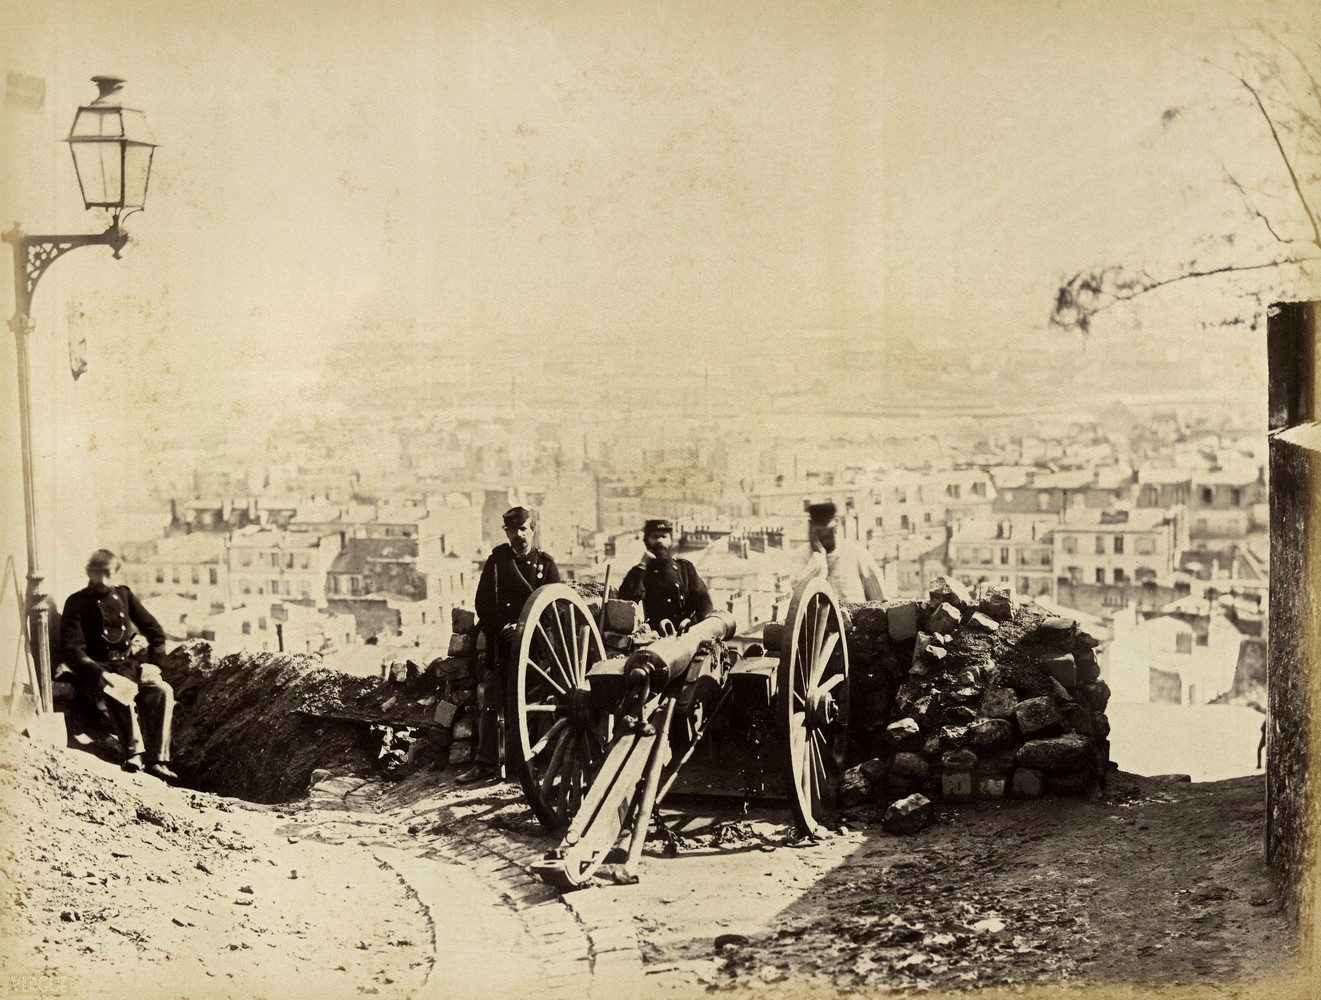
[
  {"xmin": 60, "ymin": 549, "xmax": 178, "ymax": 781},
  {"xmin": 790, "ymin": 501, "xmax": 887, "ymax": 603},
  {"xmin": 458, "ymin": 506, "xmax": 561, "ymax": 785},
  {"xmin": 618, "ymin": 519, "xmax": 714, "ymax": 634}
]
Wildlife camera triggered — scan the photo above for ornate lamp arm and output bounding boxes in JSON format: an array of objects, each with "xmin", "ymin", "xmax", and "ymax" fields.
[
  {"xmin": 4, "ymin": 221, "xmax": 129, "ymax": 325},
  {"xmin": 4, "ymin": 218, "xmax": 132, "ymax": 714}
]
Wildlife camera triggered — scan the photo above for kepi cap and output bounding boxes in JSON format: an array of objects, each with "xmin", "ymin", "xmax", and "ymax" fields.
[
  {"xmin": 806, "ymin": 502, "xmax": 837, "ymax": 525},
  {"xmin": 502, "ymin": 506, "xmax": 533, "ymax": 528},
  {"xmin": 642, "ymin": 519, "xmax": 673, "ymax": 535},
  {"xmin": 86, "ymin": 548, "xmax": 117, "ymax": 569}
]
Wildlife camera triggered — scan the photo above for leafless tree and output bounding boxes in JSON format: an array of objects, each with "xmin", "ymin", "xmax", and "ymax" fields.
[{"xmin": 1051, "ymin": 27, "xmax": 1321, "ymax": 335}]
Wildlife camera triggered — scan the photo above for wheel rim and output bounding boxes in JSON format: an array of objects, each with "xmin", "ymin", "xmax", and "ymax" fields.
[
  {"xmin": 778, "ymin": 578, "xmax": 850, "ymax": 836},
  {"xmin": 507, "ymin": 584, "xmax": 609, "ymax": 831}
]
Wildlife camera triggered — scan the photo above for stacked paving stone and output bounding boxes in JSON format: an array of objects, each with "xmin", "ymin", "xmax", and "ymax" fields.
[
  {"xmin": 439, "ymin": 596, "xmax": 643, "ymax": 765},
  {"xmin": 434, "ymin": 607, "xmax": 481, "ymax": 765},
  {"xmin": 841, "ymin": 577, "xmax": 1111, "ymax": 808}
]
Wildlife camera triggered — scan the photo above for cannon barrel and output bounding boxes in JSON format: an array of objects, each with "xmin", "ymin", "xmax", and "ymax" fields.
[{"xmin": 623, "ymin": 611, "xmax": 738, "ymax": 689}]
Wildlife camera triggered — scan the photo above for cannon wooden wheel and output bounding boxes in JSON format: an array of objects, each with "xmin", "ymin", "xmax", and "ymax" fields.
[
  {"xmin": 778, "ymin": 578, "xmax": 850, "ymax": 837},
  {"xmin": 506, "ymin": 584, "xmax": 611, "ymax": 831}
]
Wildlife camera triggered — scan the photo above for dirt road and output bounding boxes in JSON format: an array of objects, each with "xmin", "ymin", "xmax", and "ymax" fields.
[{"xmin": 0, "ymin": 725, "xmax": 1306, "ymax": 999}]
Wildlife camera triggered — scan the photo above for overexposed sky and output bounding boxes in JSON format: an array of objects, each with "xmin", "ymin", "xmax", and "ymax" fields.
[
  {"xmin": 5, "ymin": 2, "xmax": 1317, "ymax": 361},
  {"xmin": 2, "ymin": 0, "xmax": 1319, "ymax": 596}
]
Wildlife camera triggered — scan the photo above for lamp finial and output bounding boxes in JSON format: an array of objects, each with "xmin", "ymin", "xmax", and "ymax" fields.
[{"xmin": 89, "ymin": 76, "xmax": 125, "ymax": 104}]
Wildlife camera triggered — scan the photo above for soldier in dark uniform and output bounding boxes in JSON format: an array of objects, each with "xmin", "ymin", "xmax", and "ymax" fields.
[
  {"xmin": 60, "ymin": 549, "xmax": 178, "ymax": 781},
  {"xmin": 458, "ymin": 506, "xmax": 561, "ymax": 784},
  {"xmin": 618, "ymin": 519, "xmax": 713, "ymax": 634}
]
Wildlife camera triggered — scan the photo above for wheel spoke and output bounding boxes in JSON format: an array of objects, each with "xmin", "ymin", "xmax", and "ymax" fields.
[
  {"xmin": 817, "ymin": 631, "xmax": 840, "ymax": 674},
  {"xmin": 525, "ymin": 703, "xmax": 558, "ymax": 713},
  {"xmin": 534, "ymin": 621, "xmax": 574, "ymax": 690},
  {"xmin": 812, "ymin": 727, "xmax": 844, "ymax": 787},
  {"xmin": 810, "ymin": 600, "xmax": 828, "ymax": 684},
  {"xmin": 816, "ymin": 671, "xmax": 845, "ymax": 697},
  {"xmin": 809, "ymin": 737, "xmax": 830, "ymax": 812},
  {"xmin": 540, "ymin": 725, "xmax": 573, "ymax": 795},
  {"xmin": 526, "ymin": 716, "xmax": 569, "ymax": 760},
  {"xmin": 801, "ymin": 739, "xmax": 816, "ymax": 805},
  {"xmin": 525, "ymin": 656, "xmax": 568, "ymax": 697},
  {"xmin": 565, "ymin": 607, "xmax": 581, "ymax": 683},
  {"xmin": 576, "ymin": 623, "xmax": 594, "ymax": 680}
]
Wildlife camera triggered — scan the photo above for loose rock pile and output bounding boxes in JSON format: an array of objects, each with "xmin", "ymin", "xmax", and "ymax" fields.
[{"xmin": 842, "ymin": 577, "xmax": 1111, "ymax": 821}]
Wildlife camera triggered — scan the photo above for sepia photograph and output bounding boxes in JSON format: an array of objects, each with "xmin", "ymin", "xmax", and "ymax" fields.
[{"xmin": 2, "ymin": 1, "xmax": 1319, "ymax": 997}]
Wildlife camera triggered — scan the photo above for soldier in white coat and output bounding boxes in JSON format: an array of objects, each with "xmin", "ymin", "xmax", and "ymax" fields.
[{"xmin": 790, "ymin": 502, "xmax": 887, "ymax": 603}]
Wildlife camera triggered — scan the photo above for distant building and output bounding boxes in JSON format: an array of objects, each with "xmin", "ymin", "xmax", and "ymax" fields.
[
  {"xmin": 119, "ymin": 533, "xmax": 228, "ymax": 611},
  {"xmin": 226, "ymin": 529, "xmax": 342, "ymax": 606},
  {"xmin": 193, "ymin": 599, "xmax": 357, "ymax": 656},
  {"xmin": 1134, "ymin": 466, "xmax": 1192, "ymax": 509},
  {"xmin": 890, "ymin": 536, "xmax": 950, "ymax": 600},
  {"xmin": 745, "ymin": 468, "xmax": 994, "ymax": 560},
  {"xmin": 687, "ymin": 536, "xmax": 793, "ymax": 632},
  {"xmin": 327, "ymin": 537, "xmax": 426, "ymax": 601},
  {"xmin": 1108, "ymin": 596, "xmax": 1262, "ymax": 706},
  {"xmin": 863, "ymin": 469, "xmax": 995, "ymax": 555},
  {"xmin": 991, "ymin": 469, "xmax": 1094, "ymax": 518},
  {"xmin": 1053, "ymin": 506, "xmax": 1186, "ymax": 591},
  {"xmin": 948, "ymin": 519, "xmax": 1054, "ymax": 599},
  {"xmin": 167, "ymin": 496, "xmax": 299, "ymax": 535},
  {"xmin": 1187, "ymin": 467, "xmax": 1267, "ymax": 541}
]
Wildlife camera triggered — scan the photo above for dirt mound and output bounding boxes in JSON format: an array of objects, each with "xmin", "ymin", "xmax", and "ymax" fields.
[
  {"xmin": 0, "ymin": 723, "xmax": 253, "ymax": 970},
  {"xmin": 162, "ymin": 643, "xmax": 389, "ymax": 802},
  {"xmin": 0, "ymin": 724, "xmax": 433, "ymax": 998}
]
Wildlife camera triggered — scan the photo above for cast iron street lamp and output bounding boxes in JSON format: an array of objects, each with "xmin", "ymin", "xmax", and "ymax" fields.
[{"xmin": 3, "ymin": 76, "xmax": 157, "ymax": 715}]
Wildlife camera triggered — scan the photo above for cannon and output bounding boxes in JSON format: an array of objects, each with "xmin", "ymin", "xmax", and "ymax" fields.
[{"xmin": 500, "ymin": 578, "xmax": 851, "ymax": 889}]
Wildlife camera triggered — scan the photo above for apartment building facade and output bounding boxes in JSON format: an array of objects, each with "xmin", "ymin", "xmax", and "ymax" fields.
[{"xmin": 226, "ymin": 529, "xmax": 342, "ymax": 606}]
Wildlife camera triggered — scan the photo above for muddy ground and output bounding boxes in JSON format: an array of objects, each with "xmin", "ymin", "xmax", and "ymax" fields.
[{"xmin": 0, "ymin": 721, "xmax": 1306, "ymax": 1000}]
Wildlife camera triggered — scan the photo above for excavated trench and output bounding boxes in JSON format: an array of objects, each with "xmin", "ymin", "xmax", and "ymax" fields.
[{"xmin": 57, "ymin": 643, "xmax": 432, "ymax": 804}]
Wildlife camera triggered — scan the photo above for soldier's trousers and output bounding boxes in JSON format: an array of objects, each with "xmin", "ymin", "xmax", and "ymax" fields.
[{"xmin": 104, "ymin": 663, "xmax": 174, "ymax": 764}]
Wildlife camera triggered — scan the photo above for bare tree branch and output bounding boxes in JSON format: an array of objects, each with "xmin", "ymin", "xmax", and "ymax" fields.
[
  {"xmin": 1053, "ymin": 33, "xmax": 1321, "ymax": 336},
  {"xmin": 1225, "ymin": 67, "xmax": 1321, "ymax": 246},
  {"xmin": 1050, "ymin": 257, "xmax": 1320, "ymax": 333},
  {"xmin": 1224, "ymin": 167, "xmax": 1295, "ymax": 245},
  {"xmin": 1273, "ymin": 34, "xmax": 1321, "ymax": 110}
]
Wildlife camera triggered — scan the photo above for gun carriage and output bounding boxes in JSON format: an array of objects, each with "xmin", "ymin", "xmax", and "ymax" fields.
[{"xmin": 501, "ymin": 577, "xmax": 850, "ymax": 889}]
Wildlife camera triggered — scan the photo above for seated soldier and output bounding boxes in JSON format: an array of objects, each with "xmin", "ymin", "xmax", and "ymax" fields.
[
  {"xmin": 60, "ymin": 549, "xmax": 178, "ymax": 782},
  {"xmin": 618, "ymin": 519, "xmax": 713, "ymax": 634}
]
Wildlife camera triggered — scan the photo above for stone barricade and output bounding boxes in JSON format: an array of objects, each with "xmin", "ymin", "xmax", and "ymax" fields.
[{"xmin": 841, "ymin": 578, "xmax": 1110, "ymax": 811}]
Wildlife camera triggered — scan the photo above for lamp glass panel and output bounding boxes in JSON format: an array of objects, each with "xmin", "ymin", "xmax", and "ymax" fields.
[
  {"xmin": 122, "ymin": 144, "xmax": 153, "ymax": 208},
  {"xmin": 119, "ymin": 108, "xmax": 156, "ymax": 145},
  {"xmin": 69, "ymin": 141, "xmax": 124, "ymax": 207},
  {"xmin": 69, "ymin": 106, "xmax": 123, "ymax": 139}
]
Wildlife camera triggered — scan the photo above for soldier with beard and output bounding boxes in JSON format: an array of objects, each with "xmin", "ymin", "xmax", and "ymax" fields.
[
  {"xmin": 790, "ymin": 501, "xmax": 887, "ymax": 603},
  {"xmin": 618, "ymin": 519, "xmax": 713, "ymax": 634}
]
